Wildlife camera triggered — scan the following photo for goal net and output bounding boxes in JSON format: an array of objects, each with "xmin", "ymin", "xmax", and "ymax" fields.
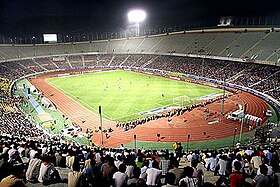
[{"xmin": 173, "ymin": 95, "xmax": 190, "ymax": 107}]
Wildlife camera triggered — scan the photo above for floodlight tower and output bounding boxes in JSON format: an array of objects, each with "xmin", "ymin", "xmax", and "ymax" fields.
[{"xmin": 127, "ymin": 9, "xmax": 146, "ymax": 36}]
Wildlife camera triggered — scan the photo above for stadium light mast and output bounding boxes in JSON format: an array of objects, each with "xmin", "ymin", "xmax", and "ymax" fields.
[{"xmin": 127, "ymin": 9, "xmax": 146, "ymax": 36}]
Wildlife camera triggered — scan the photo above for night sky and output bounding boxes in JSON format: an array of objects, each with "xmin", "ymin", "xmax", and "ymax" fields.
[{"xmin": 0, "ymin": 0, "xmax": 279, "ymax": 36}]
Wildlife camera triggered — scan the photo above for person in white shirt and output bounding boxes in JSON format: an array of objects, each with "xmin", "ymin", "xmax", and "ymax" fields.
[
  {"xmin": 215, "ymin": 155, "xmax": 229, "ymax": 187},
  {"xmin": 256, "ymin": 157, "xmax": 273, "ymax": 176},
  {"xmin": 125, "ymin": 156, "xmax": 135, "ymax": 179},
  {"xmin": 29, "ymin": 148, "xmax": 38, "ymax": 160},
  {"xmin": 140, "ymin": 160, "xmax": 149, "ymax": 179},
  {"xmin": 250, "ymin": 150, "xmax": 261, "ymax": 172},
  {"xmin": 114, "ymin": 155, "xmax": 123, "ymax": 170},
  {"xmin": 217, "ymin": 155, "xmax": 228, "ymax": 176},
  {"xmin": 113, "ymin": 163, "xmax": 128, "ymax": 187},
  {"xmin": 208, "ymin": 154, "xmax": 218, "ymax": 172},
  {"xmin": 145, "ymin": 160, "xmax": 162, "ymax": 187}
]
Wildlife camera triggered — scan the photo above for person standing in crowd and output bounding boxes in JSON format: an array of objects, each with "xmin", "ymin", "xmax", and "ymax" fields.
[
  {"xmin": 169, "ymin": 161, "xmax": 184, "ymax": 185},
  {"xmin": 145, "ymin": 160, "xmax": 162, "ymax": 187},
  {"xmin": 113, "ymin": 163, "xmax": 128, "ymax": 187},
  {"xmin": 127, "ymin": 167, "xmax": 141, "ymax": 187},
  {"xmin": 229, "ymin": 161, "xmax": 245, "ymax": 187},
  {"xmin": 250, "ymin": 150, "xmax": 262, "ymax": 174},
  {"xmin": 191, "ymin": 160, "xmax": 203, "ymax": 187},
  {"xmin": 253, "ymin": 164, "xmax": 270, "ymax": 187}
]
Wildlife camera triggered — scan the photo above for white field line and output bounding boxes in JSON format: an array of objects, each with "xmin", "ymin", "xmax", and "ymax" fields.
[{"xmin": 120, "ymin": 101, "xmax": 142, "ymax": 112}]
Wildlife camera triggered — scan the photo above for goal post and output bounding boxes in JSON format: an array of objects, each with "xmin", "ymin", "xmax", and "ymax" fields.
[{"xmin": 172, "ymin": 95, "xmax": 190, "ymax": 107}]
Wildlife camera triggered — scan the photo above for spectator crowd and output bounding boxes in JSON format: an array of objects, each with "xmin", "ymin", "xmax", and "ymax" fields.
[{"xmin": 0, "ymin": 132, "xmax": 279, "ymax": 187}]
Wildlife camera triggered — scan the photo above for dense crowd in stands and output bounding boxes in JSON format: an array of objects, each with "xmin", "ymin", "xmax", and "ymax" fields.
[
  {"xmin": 1, "ymin": 54, "xmax": 279, "ymax": 101},
  {"xmin": 0, "ymin": 131, "xmax": 279, "ymax": 187},
  {"xmin": 0, "ymin": 78, "xmax": 11, "ymax": 99},
  {"xmin": 0, "ymin": 112, "xmax": 47, "ymax": 139}
]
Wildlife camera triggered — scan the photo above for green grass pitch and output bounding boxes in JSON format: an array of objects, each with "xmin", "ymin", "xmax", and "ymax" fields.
[{"xmin": 46, "ymin": 70, "xmax": 223, "ymax": 121}]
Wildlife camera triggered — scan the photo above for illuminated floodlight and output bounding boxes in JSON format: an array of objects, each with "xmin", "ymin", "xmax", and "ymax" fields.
[
  {"xmin": 127, "ymin": 9, "xmax": 146, "ymax": 36},
  {"xmin": 127, "ymin": 10, "xmax": 146, "ymax": 23}
]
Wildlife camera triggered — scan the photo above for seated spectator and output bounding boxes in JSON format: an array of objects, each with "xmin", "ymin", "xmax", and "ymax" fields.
[
  {"xmin": 26, "ymin": 153, "xmax": 42, "ymax": 183},
  {"xmin": 68, "ymin": 158, "xmax": 86, "ymax": 187},
  {"xmin": 38, "ymin": 154, "xmax": 64, "ymax": 185}
]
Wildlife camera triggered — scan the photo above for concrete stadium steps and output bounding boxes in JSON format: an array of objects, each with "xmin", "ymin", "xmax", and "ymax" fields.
[
  {"xmin": 106, "ymin": 40, "xmax": 126, "ymax": 52},
  {"xmin": 0, "ymin": 29, "xmax": 278, "ymax": 64},
  {"xmin": 245, "ymin": 32, "xmax": 280, "ymax": 61}
]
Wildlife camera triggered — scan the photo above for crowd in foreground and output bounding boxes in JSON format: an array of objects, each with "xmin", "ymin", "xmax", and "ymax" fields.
[{"xmin": 0, "ymin": 130, "xmax": 279, "ymax": 187}]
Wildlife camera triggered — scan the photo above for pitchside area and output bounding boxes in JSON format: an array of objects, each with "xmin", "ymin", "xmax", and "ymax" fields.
[{"xmin": 46, "ymin": 70, "xmax": 223, "ymax": 122}]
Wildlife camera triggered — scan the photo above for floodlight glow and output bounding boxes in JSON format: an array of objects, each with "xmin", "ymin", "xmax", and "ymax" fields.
[{"xmin": 128, "ymin": 10, "xmax": 146, "ymax": 23}]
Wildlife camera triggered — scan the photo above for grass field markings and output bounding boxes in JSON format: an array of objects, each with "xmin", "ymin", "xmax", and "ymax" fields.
[
  {"xmin": 120, "ymin": 101, "xmax": 142, "ymax": 112},
  {"xmin": 46, "ymin": 82, "xmax": 112, "ymax": 119},
  {"xmin": 154, "ymin": 102, "xmax": 166, "ymax": 107},
  {"xmin": 121, "ymin": 88, "xmax": 182, "ymax": 104},
  {"xmin": 113, "ymin": 113, "xmax": 139, "ymax": 121}
]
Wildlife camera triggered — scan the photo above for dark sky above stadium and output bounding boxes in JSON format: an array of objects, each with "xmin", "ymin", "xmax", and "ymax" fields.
[{"xmin": 0, "ymin": 0, "xmax": 279, "ymax": 35}]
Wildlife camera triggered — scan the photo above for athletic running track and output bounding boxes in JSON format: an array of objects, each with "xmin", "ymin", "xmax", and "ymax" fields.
[{"xmin": 28, "ymin": 70, "xmax": 270, "ymax": 147}]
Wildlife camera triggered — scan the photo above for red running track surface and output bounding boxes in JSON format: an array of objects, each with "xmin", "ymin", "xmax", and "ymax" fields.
[{"xmin": 28, "ymin": 70, "xmax": 269, "ymax": 147}]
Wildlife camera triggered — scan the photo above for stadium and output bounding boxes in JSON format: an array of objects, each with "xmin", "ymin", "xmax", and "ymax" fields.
[{"xmin": 0, "ymin": 1, "xmax": 280, "ymax": 186}]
